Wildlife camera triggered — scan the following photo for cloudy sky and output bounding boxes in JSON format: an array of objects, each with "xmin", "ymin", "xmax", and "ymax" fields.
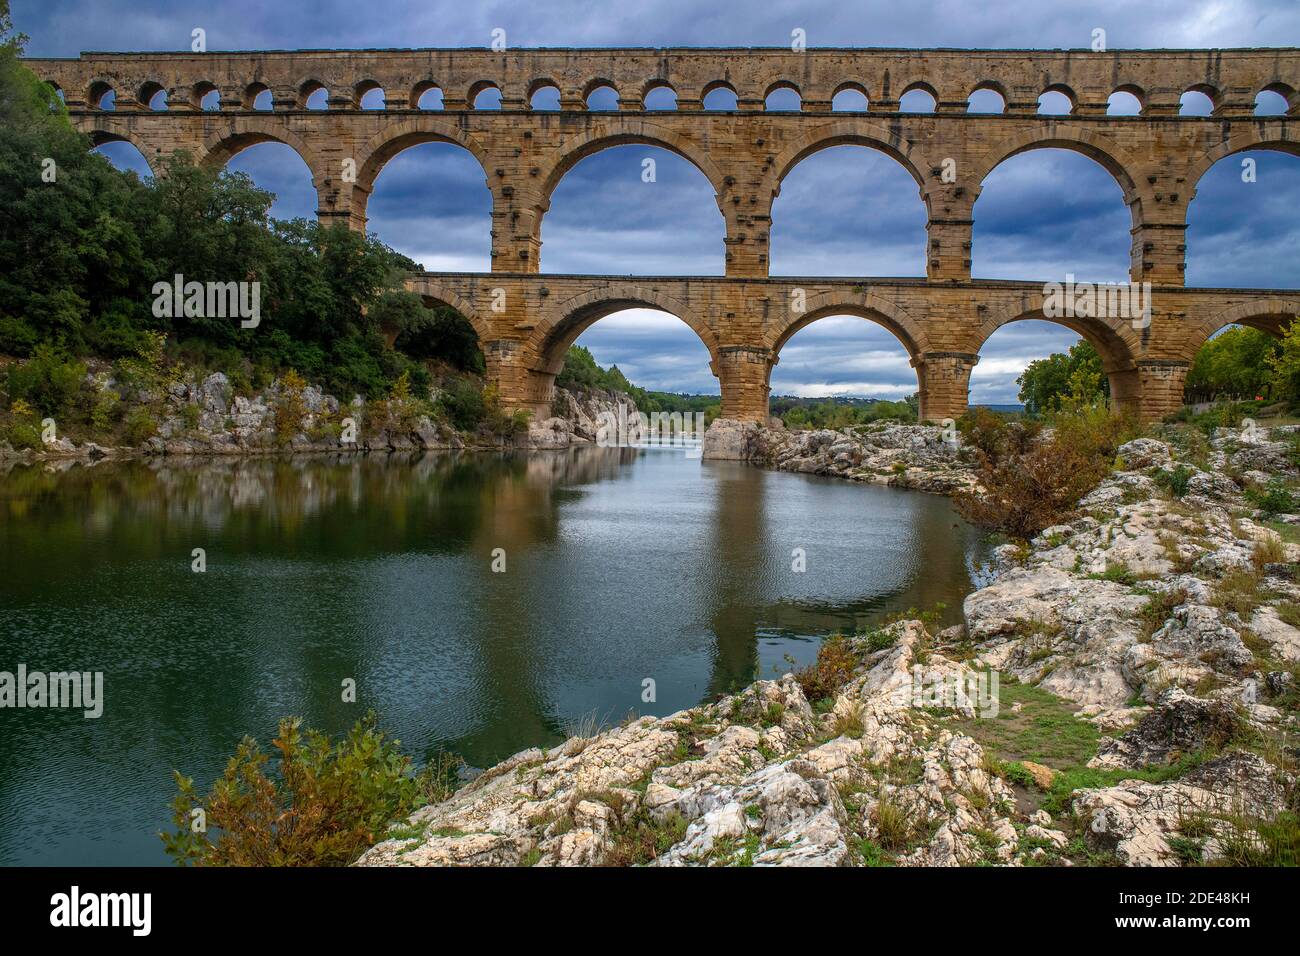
[{"xmin": 22, "ymin": 0, "xmax": 1300, "ymax": 402}]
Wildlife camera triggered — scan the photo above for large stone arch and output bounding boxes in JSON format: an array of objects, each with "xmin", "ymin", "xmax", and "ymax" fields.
[
  {"xmin": 534, "ymin": 122, "xmax": 730, "ymax": 272},
  {"xmin": 351, "ymin": 119, "xmax": 495, "ymax": 227},
  {"xmin": 763, "ymin": 293, "xmax": 935, "ymax": 419},
  {"xmin": 760, "ymin": 120, "xmax": 933, "ymax": 207},
  {"xmin": 510, "ymin": 284, "xmax": 720, "ymax": 418},
  {"xmin": 969, "ymin": 127, "xmax": 1149, "ymax": 223},
  {"xmin": 402, "ymin": 275, "xmax": 493, "ymax": 346},
  {"xmin": 768, "ymin": 291, "xmax": 931, "ymax": 359},
  {"xmin": 80, "ymin": 123, "xmax": 162, "ymax": 176},
  {"xmin": 529, "ymin": 285, "xmax": 720, "ymax": 374},
  {"xmin": 972, "ymin": 299, "xmax": 1145, "ymax": 413},
  {"xmin": 1182, "ymin": 297, "xmax": 1300, "ymax": 360},
  {"xmin": 199, "ymin": 118, "xmax": 320, "ymax": 173},
  {"xmin": 539, "ymin": 120, "xmax": 730, "ymax": 206},
  {"xmin": 1186, "ymin": 131, "xmax": 1300, "ymax": 202},
  {"xmin": 197, "ymin": 120, "xmax": 326, "ymax": 220}
]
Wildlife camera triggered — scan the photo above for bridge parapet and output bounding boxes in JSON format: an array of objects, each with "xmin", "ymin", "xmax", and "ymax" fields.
[{"xmin": 29, "ymin": 47, "xmax": 1300, "ymax": 118}]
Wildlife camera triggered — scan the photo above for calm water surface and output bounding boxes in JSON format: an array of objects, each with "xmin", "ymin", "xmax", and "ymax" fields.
[{"xmin": 0, "ymin": 446, "xmax": 990, "ymax": 864}]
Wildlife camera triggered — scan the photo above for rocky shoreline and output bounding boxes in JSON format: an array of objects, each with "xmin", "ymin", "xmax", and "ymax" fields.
[
  {"xmin": 0, "ymin": 370, "xmax": 642, "ymax": 466},
  {"xmin": 700, "ymin": 417, "xmax": 975, "ymax": 494},
  {"xmin": 361, "ymin": 421, "xmax": 1299, "ymax": 867}
]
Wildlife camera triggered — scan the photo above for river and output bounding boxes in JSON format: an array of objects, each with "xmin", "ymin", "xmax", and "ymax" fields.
[{"xmin": 0, "ymin": 446, "xmax": 991, "ymax": 864}]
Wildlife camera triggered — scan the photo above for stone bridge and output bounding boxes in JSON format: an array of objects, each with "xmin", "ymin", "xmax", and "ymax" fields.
[{"xmin": 26, "ymin": 46, "xmax": 1300, "ymax": 420}]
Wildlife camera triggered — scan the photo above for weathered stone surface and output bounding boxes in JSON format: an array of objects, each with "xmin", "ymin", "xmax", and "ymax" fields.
[
  {"xmin": 30, "ymin": 45, "xmax": 1300, "ymax": 424},
  {"xmin": 358, "ymin": 620, "xmax": 1029, "ymax": 868},
  {"xmin": 739, "ymin": 420, "xmax": 974, "ymax": 492},
  {"xmin": 1073, "ymin": 751, "xmax": 1291, "ymax": 866},
  {"xmin": 1090, "ymin": 690, "xmax": 1241, "ymax": 770},
  {"xmin": 701, "ymin": 418, "xmax": 760, "ymax": 460}
]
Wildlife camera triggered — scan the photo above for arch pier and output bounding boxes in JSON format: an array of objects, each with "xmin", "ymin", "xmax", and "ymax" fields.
[{"xmin": 34, "ymin": 45, "xmax": 1299, "ymax": 421}]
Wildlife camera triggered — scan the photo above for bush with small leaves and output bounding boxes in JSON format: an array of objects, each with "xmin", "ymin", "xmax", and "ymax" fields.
[
  {"xmin": 1154, "ymin": 463, "xmax": 1193, "ymax": 498},
  {"xmin": 1246, "ymin": 480, "xmax": 1297, "ymax": 518},
  {"xmin": 161, "ymin": 713, "xmax": 438, "ymax": 867}
]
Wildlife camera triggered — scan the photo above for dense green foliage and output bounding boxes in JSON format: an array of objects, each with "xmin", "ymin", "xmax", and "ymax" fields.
[
  {"xmin": 555, "ymin": 345, "xmax": 642, "ymax": 397},
  {"xmin": 555, "ymin": 345, "xmax": 722, "ymax": 419},
  {"xmin": 1265, "ymin": 320, "xmax": 1300, "ymax": 405},
  {"xmin": 162, "ymin": 713, "xmax": 458, "ymax": 866},
  {"xmin": 1186, "ymin": 326, "xmax": 1279, "ymax": 403},
  {"xmin": 773, "ymin": 395, "xmax": 918, "ymax": 428},
  {"xmin": 1017, "ymin": 340, "xmax": 1108, "ymax": 416},
  {"xmin": 1023, "ymin": 322, "xmax": 1300, "ymax": 415},
  {"xmin": 0, "ymin": 18, "xmax": 481, "ymax": 403}
]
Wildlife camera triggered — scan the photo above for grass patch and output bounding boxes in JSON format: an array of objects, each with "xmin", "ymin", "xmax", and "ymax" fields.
[
  {"xmin": 1265, "ymin": 520, "xmax": 1300, "ymax": 546},
  {"xmin": 1210, "ymin": 568, "xmax": 1268, "ymax": 620},
  {"xmin": 946, "ymin": 679, "xmax": 1101, "ymax": 770},
  {"xmin": 1137, "ymin": 588, "xmax": 1186, "ymax": 642},
  {"xmin": 1039, "ymin": 753, "xmax": 1206, "ymax": 817},
  {"xmin": 1206, "ymin": 810, "xmax": 1300, "ymax": 866},
  {"xmin": 871, "ymin": 795, "xmax": 914, "ymax": 851},
  {"xmin": 604, "ymin": 809, "xmax": 688, "ymax": 866}
]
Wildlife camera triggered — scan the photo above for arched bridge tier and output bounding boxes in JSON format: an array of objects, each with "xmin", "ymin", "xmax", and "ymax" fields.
[
  {"xmin": 407, "ymin": 273, "xmax": 1299, "ymax": 423},
  {"xmin": 38, "ymin": 47, "xmax": 1299, "ymax": 420},
  {"xmin": 35, "ymin": 46, "xmax": 1299, "ymax": 281}
]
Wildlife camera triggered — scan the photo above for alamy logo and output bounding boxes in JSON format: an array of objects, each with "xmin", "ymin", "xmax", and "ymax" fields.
[
  {"xmin": 50, "ymin": 886, "xmax": 151, "ymax": 936},
  {"xmin": 1043, "ymin": 274, "xmax": 1151, "ymax": 329},
  {"xmin": 151, "ymin": 273, "xmax": 261, "ymax": 328},
  {"xmin": 906, "ymin": 665, "xmax": 999, "ymax": 718},
  {"xmin": 0, "ymin": 665, "xmax": 103, "ymax": 718},
  {"xmin": 596, "ymin": 405, "xmax": 708, "ymax": 458}
]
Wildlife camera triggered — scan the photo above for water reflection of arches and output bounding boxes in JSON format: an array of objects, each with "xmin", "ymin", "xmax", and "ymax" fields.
[{"xmin": 700, "ymin": 459, "xmax": 773, "ymax": 695}]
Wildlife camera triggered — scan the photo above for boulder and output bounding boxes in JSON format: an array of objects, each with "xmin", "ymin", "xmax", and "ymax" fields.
[
  {"xmin": 1090, "ymin": 690, "xmax": 1240, "ymax": 769},
  {"xmin": 701, "ymin": 418, "xmax": 760, "ymax": 460}
]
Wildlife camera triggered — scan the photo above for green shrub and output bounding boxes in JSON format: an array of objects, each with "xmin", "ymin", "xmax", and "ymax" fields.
[
  {"xmin": 1247, "ymin": 480, "xmax": 1297, "ymax": 517},
  {"xmin": 6, "ymin": 344, "xmax": 87, "ymax": 417},
  {"xmin": 0, "ymin": 315, "xmax": 38, "ymax": 355},
  {"xmin": 438, "ymin": 377, "xmax": 487, "ymax": 431},
  {"xmin": 161, "ymin": 713, "xmax": 434, "ymax": 867},
  {"xmin": 123, "ymin": 407, "xmax": 158, "ymax": 445},
  {"xmin": 4, "ymin": 421, "xmax": 41, "ymax": 450},
  {"xmin": 1154, "ymin": 463, "xmax": 1193, "ymax": 498},
  {"xmin": 89, "ymin": 389, "xmax": 121, "ymax": 432},
  {"xmin": 272, "ymin": 369, "xmax": 308, "ymax": 444},
  {"xmin": 793, "ymin": 635, "xmax": 860, "ymax": 705},
  {"xmin": 956, "ymin": 404, "xmax": 1140, "ymax": 539}
]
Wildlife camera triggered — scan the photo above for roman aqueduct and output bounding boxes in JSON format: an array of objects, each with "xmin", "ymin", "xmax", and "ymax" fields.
[{"xmin": 26, "ymin": 46, "xmax": 1300, "ymax": 420}]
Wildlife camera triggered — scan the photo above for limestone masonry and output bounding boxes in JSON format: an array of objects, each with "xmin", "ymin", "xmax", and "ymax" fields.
[{"xmin": 28, "ymin": 46, "xmax": 1300, "ymax": 421}]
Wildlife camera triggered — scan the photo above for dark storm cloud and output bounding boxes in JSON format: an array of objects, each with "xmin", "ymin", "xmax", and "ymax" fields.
[
  {"xmin": 366, "ymin": 142, "xmax": 493, "ymax": 271},
  {"xmin": 769, "ymin": 146, "xmax": 928, "ymax": 277},
  {"xmin": 36, "ymin": 0, "xmax": 1300, "ymax": 401},
  {"xmin": 17, "ymin": 0, "xmax": 1300, "ymax": 54},
  {"xmin": 540, "ymin": 147, "xmax": 725, "ymax": 275}
]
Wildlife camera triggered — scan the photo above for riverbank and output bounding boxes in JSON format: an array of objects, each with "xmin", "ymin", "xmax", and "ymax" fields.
[
  {"xmin": 0, "ymin": 362, "xmax": 641, "ymax": 465},
  {"xmin": 361, "ymin": 423, "xmax": 1300, "ymax": 866},
  {"xmin": 702, "ymin": 417, "xmax": 974, "ymax": 494}
]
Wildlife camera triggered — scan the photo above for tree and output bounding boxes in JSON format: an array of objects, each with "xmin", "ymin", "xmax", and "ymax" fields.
[
  {"xmin": 1266, "ymin": 319, "xmax": 1300, "ymax": 405},
  {"xmin": 1187, "ymin": 325, "xmax": 1279, "ymax": 403},
  {"xmin": 1017, "ymin": 340, "xmax": 1108, "ymax": 415}
]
